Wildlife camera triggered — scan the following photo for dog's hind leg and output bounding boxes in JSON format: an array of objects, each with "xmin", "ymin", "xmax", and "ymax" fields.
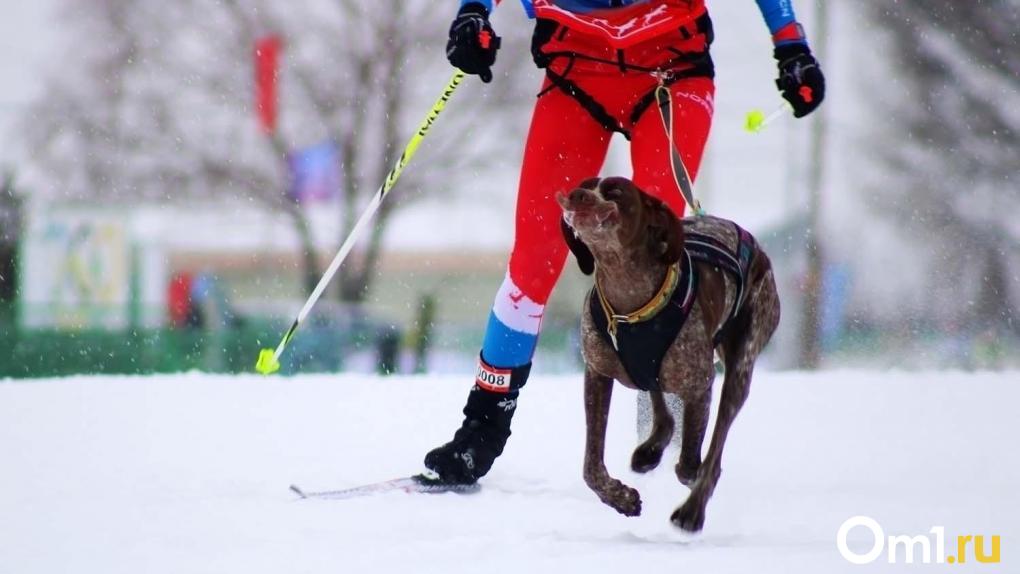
[
  {"xmin": 671, "ymin": 302, "xmax": 763, "ymax": 532},
  {"xmin": 631, "ymin": 391, "xmax": 674, "ymax": 473},
  {"xmin": 670, "ymin": 252, "xmax": 780, "ymax": 532},
  {"xmin": 671, "ymin": 352, "xmax": 750, "ymax": 532},
  {"xmin": 675, "ymin": 385, "xmax": 711, "ymax": 486},
  {"xmin": 671, "ymin": 268, "xmax": 779, "ymax": 532},
  {"xmin": 584, "ymin": 367, "xmax": 641, "ymax": 517}
]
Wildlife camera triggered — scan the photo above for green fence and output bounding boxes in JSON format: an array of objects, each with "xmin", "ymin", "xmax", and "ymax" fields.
[
  {"xmin": 0, "ymin": 312, "xmax": 582, "ymax": 379},
  {"xmin": 1, "ymin": 323, "xmax": 265, "ymax": 379},
  {"xmin": 0, "ymin": 309, "xmax": 386, "ymax": 378}
]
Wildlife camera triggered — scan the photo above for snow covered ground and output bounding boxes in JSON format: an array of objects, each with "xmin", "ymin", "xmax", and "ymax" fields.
[{"xmin": 1, "ymin": 370, "xmax": 1017, "ymax": 573}]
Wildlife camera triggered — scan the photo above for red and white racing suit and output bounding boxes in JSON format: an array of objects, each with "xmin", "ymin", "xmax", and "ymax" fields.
[{"xmin": 478, "ymin": 0, "xmax": 715, "ymax": 373}]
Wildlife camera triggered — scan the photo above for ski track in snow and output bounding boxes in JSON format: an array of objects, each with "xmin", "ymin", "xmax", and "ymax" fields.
[{"xmin": 1, "ymin": 371, "xmax": 1017, "ymax": 573}]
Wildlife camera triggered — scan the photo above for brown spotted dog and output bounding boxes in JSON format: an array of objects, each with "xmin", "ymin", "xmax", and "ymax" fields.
[{"xmin": 557, "ymin": 176, "xmax": 780, "ymax": 532}]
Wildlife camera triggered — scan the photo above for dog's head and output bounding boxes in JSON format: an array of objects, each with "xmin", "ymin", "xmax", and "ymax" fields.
[{"xmin": 557, "ymin": 177, "xmax": 684, "ymax": 275}]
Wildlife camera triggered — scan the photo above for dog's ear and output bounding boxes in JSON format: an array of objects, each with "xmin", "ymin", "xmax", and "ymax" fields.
[
  {"xmin": 646, "ymin": 196, "xmax": 685, "ymax": 265},
  {"xmin": 577, "ymin": 177, "xmax": 601, "ymax": 191},
  {"xmin": 561, "ymin": 217, "xmax": 595, "ymax": 275}
]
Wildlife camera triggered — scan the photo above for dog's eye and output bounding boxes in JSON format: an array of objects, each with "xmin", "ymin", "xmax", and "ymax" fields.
[{"xmin": 602, "ymin": 187, "xmax": 623, "ymax": 200}]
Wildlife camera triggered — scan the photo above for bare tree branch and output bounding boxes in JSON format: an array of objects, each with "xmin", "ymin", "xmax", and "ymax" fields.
[{"xmin": 19, "ymin": 0, "xmax": 535, "ymax": 303}]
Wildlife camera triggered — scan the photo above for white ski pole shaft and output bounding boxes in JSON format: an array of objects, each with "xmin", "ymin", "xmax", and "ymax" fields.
[{"xmin": 256, "ymin": 71, "xmax": 466, "ymax": 374}]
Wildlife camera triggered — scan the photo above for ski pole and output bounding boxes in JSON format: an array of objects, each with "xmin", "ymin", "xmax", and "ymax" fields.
[
  {"xmin": 255, "ymin": 71, "xmax": 466, "ymax": 375},
  {"xmin": 745, "ymin": 101, "xmax": 793, "ymax": 134}
]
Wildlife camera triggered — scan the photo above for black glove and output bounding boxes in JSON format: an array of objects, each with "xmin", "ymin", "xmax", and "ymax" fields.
[
  {"xmin": 774, "ymin": 43, "xmax": 825, "ymax": 118},
  {"xmin": 447, "ymin": 3, "xmax": 502, "ymax": 83},
  {"xmin": 531, "ymin": 18, "xmax": 559, "ymax": 68}
]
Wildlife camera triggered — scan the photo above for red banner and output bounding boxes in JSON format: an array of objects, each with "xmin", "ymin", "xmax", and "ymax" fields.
[{"xmin": 255, "ymin": 36, "xmax": 282, "ymax": 134}]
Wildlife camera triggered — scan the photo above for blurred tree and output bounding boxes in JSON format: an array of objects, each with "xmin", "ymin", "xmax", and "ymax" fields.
[
  {"xmin": 20, "ymin": 0, "xmax": 531, "ymax": 301},
  {"xmin": 865, "ymin": 0, "xmax": 1019, "ymax": 335},
  {"xmin": 797, "ymin": 0, "xmax": 830, "ymax": 370},
  {"xmin": 0, "ymin": 170, "xmax": 22, "ymax": 306}
]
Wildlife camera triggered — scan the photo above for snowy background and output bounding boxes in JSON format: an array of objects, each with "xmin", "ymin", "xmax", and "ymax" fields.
[
  {"xmin": 0, "ymin": 0, "xmax": 853, "ymax": 244},
  {"xmin": 4, "ymin": 0, "xmax": 1016, "ymax": 374},
  {"xmin": 0, "ymin": 1, "xmax": 1018, "ymax": 572},
  {"xmin": 1, "ymin": 370, "xmax": 1017, "ymax": 573}
]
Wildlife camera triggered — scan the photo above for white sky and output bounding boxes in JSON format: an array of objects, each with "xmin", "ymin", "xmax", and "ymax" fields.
[{"xmin": 0, "ymin": 0, "xmax": 58, "ymax": 164}]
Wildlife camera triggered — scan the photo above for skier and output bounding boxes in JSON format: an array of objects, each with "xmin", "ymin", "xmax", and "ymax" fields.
[{"xmin": 424, "ymin": 0, "xmax": 825, "ymax": 485}]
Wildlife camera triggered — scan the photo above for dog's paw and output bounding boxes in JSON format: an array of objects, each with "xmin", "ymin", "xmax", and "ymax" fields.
[
  {"xmin": 670, "ymin": 498, "xmax": 706, "ymax": 532},
  {"xmin": 630, "ymin": 443, "xmax": 666, "ymax": 474},
  {"xmin": 675, "ymin": 461, "xmax": 700, "ymax": 486},
  {"xmin": 599, "ymin": 479, "xmax": 642, "ymax": 517}
]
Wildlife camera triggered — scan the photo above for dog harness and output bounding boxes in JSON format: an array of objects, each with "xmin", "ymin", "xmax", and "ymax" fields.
[
  {"xmin": 534, "ymin": 12, "xmax": 715, "ymax": 140},
  {"xmin": 589, "ymin": 222, "xmax": 757, "ymax": 392}
]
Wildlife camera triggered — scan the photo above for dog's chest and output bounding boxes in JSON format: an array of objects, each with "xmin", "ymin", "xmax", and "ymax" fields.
[
  {"xmin": 582, "ymin": 297, "xmax": 715, "ymax": 395},
  {"xmin": 584, "ymin": 216, "xmax": 753, "ymax": 392},
  {"xmin": 587, "ymin": 258, "xmax": 696, "ymax": 392}
]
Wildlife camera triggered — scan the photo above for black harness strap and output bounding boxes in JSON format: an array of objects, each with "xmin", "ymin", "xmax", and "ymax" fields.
[
  {"xmin": 685, "ymin": 224, "xmax": 758, "ymax": 346},
  {"xmin": 544, "ymin": 61, "xmax": 711, "ymax": 140},
  {"xmin": 539, "ymin": 48, "xmax": 711, "ymax": 77},
  {"xmin": 545, "ymin": 66, "xmax": 628, "ymax": 135}
]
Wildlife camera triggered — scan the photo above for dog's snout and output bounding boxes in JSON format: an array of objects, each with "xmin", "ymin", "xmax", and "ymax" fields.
[{"xmin": 569, "ymin": 188, "xmax": 596, "ymax": 206}]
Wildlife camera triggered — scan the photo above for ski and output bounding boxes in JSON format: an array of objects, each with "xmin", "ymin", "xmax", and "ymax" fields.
[{"xmin": 290, "ymin": 474, "xmax": 481, "ymax": 500}]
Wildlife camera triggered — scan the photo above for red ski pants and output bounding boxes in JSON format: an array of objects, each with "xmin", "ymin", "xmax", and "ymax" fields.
[{"xmin": 508, "ymin": 73, "xmax": 715, "ymax": 306}]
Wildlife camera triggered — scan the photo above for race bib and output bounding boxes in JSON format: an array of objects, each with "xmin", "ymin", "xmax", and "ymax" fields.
[{"xmin": 475, "ymin": 361, "xmax": 513, "ymax": 393}]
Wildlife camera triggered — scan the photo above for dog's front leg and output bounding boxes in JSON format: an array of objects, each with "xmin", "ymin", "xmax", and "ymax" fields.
[
  {"xmin": 583, "ymin": 366, "xmax": 641, "ymax": 517},
  {"xmin": 631, "ymin": 391, "xmax": 674, "ymax": 473}
]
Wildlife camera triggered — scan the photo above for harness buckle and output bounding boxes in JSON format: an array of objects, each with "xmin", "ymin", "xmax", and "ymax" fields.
[{"xmin": 650, "ymin": 69, "xmax": 675, "ymax": 86}]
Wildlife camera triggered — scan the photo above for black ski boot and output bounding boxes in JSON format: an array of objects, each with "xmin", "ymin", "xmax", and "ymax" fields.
[{"xmin": 424, "ymin": 357, "xmax": 531, "ymax": 484}]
